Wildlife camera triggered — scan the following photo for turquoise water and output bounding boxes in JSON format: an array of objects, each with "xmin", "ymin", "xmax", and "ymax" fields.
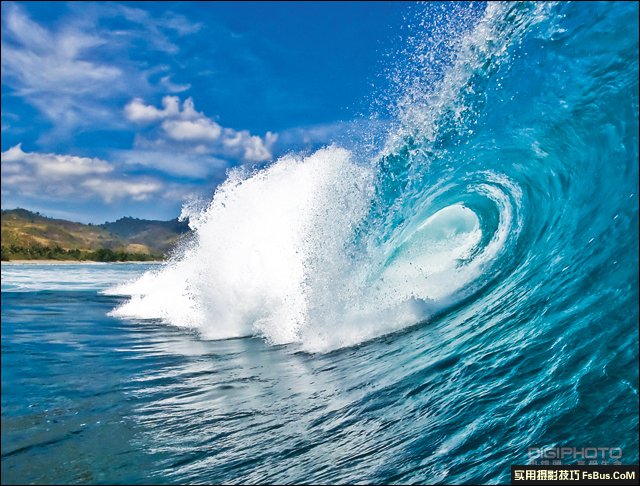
[{"xmin": 2, "ymin": 2, "xmax": 639, "ymax": 484}]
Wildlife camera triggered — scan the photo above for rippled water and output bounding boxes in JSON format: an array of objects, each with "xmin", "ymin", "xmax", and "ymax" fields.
[
  {"xmin": 1, "ymin": 262, "xmax": 638, "ymax": 484},
  {"xmin": 2, "ymin": 1, "xmax": 639, "ymax": 484}
]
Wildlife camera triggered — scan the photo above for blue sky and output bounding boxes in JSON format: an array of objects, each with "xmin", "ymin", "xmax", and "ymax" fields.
[
  {"xmin": 1, "ymin": 2, "xmax": 487, "ymax": 223},
  {"xmin": 1, "ymin": 1, "xmax": 416, "ymax": 223}
]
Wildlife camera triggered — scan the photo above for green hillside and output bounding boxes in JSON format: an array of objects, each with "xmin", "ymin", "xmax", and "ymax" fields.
[
  {"xmin": 101, "ymin": 216, "xmax": 190, "ymax": 253},
  {"xmin": 1, "ymin": 208, "xmax": 190, "ymax": 261}
]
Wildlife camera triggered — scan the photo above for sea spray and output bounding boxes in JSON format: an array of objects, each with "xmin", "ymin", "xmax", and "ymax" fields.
[
  {"xmin": 110, "ymin": 148, "xmax": 377, "ymax": 347},
  {"xmin": 109, "ymin": 1, "xmax": 638, "ymax": 354},
  {"xmin": 109, "ymin": 3, "xmax": 529, "ymax": 351}
]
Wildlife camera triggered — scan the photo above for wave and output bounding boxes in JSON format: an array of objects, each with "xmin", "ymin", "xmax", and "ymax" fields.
[{"xmin": 109, "ymin": 2, "xmax": 639, "ymax": 352}]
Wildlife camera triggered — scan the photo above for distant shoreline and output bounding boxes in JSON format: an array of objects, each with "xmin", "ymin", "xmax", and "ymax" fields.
[
  {"xmin": 2, "ymin": 208, "xmax": 189, "ymax": 263},
  {"xmin": 1, "ymin": 260, "xmax": 164, "ymax": 264}
]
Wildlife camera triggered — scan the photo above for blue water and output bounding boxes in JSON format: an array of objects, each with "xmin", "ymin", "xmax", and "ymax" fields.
[{"xmin": 2, "ymin": 2, "xmax": 639, "ymax": 484}]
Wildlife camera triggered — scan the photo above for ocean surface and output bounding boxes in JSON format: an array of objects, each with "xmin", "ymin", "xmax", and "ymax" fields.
[{"xmin": 2, "ymin": 2, "xmax": 639, "ymax": 484}]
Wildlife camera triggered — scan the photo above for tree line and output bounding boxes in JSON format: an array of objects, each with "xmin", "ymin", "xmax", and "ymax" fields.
[{"xmin": 1, "ymin": 244, "xmax": 162, "ymax": 262}]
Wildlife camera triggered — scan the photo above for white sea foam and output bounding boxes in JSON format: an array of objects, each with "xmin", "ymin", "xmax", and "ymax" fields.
[
  {"xmin": 109, "ymin": 148, "xmax": 374, "ymax": 348},
  {"xmin": 108, "ymin": 4, "xmax": 530, "ymax": 352},
  {"xmin": 108, "ymin": 146, "xmax": 516, "ymax": 351}
]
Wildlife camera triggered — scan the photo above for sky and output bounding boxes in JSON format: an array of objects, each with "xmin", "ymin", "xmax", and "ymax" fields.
[{"xmin": 0, "ymin": 1, "xmax": 414, "ymax": 223}]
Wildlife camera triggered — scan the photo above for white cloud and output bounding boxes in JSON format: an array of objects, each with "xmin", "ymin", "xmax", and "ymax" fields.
[
  {"xmin": 162, "ymin": 118, "xmax": 222, "ymax": 142},
  {"xmin": 1, "ymin": 5, "xmax": 125, "ymax": 130},
  {"xmin": 125, "ymin": 96, "xmax": 180, "ymax": 123},
  {"xmin": 82, "ymin": 178, "xmax": 163, "ymax": 203},
  {"xmin": 0, "ymin": 3, "xmax": 200, "ymax": 137},
  {"xmin": 223, "ymin": 129, "xmax": 279, "ymax": 162},
  {"xmin": 1, "ymin": 144, "xmax": 165, "ymax": 203},
  {"xmin": 114, "ymin": 149, "xmax": 227, "ymax": 178},
  {"xmin": 159, "ymin": 75, "xmax": 191, "ymax": 93},
  {"xmin": 109, "ymin": 4, "xmax": 202, "ymax": 51},
  {"xmin": 124, "ymin": 96, "xmax": 278, "ymax": 163},
  {"xmin": 1, "ymin": 144, "xmax": 112, "ymax": 176}
]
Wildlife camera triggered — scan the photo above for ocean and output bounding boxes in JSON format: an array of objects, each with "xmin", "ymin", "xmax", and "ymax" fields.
[{"xmin": 2, "ymin": 2, "xmax": 638, "ymax": 484}]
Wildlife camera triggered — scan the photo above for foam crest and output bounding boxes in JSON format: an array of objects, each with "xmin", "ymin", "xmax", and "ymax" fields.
[
  {"xmin": 109, "ymin": 4, "xmax": 529, "ymax": 351},
  {"xmin": 110, "ymin": 147, "xmax": 374, "ymax": 347},
  {"xmin": 110, "ymin": 149, "xmax": 517, "ymax": 351}
]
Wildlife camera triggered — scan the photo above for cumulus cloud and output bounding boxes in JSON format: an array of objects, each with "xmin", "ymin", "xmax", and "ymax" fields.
[
  {"xmin": 223, "ymin": 129, "xmax": 279, "ymax": 162},
  {"xmin": 124, "ymin": 96, "xmax": 277, "ymax": 163},
  {"xmin": 125, "ymin": 96, "xmax": 180, "ymax": 123},
  {"xmin": 1, "ymin": 144, "xmax": 164, "ymax": 203},
  {"xmin": 1, "ymin": 144, "xmax": 112, "ymax": 177},
  {"xmin": 162, "ymin": 118, "xmax": 222, "ymax": 142}
]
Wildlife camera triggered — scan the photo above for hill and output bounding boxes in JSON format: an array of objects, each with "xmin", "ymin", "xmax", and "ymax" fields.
[
  {"xmin": 1, "ymin": 208, "xmax": 191, "ymax": 261},
  {"xmin": 100, "ymin": 216, "xmax": 190, "ymax": 253}
]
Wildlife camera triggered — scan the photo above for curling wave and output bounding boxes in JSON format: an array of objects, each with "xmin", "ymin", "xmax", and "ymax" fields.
[{"xmin": 109, "ymin": 1, "xmax": 639, "ymax": 353}]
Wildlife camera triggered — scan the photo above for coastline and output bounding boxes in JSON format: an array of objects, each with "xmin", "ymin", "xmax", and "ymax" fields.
[{"xmin": 1, "ymin": 260, "xmax": 164, "ymax": 264}]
